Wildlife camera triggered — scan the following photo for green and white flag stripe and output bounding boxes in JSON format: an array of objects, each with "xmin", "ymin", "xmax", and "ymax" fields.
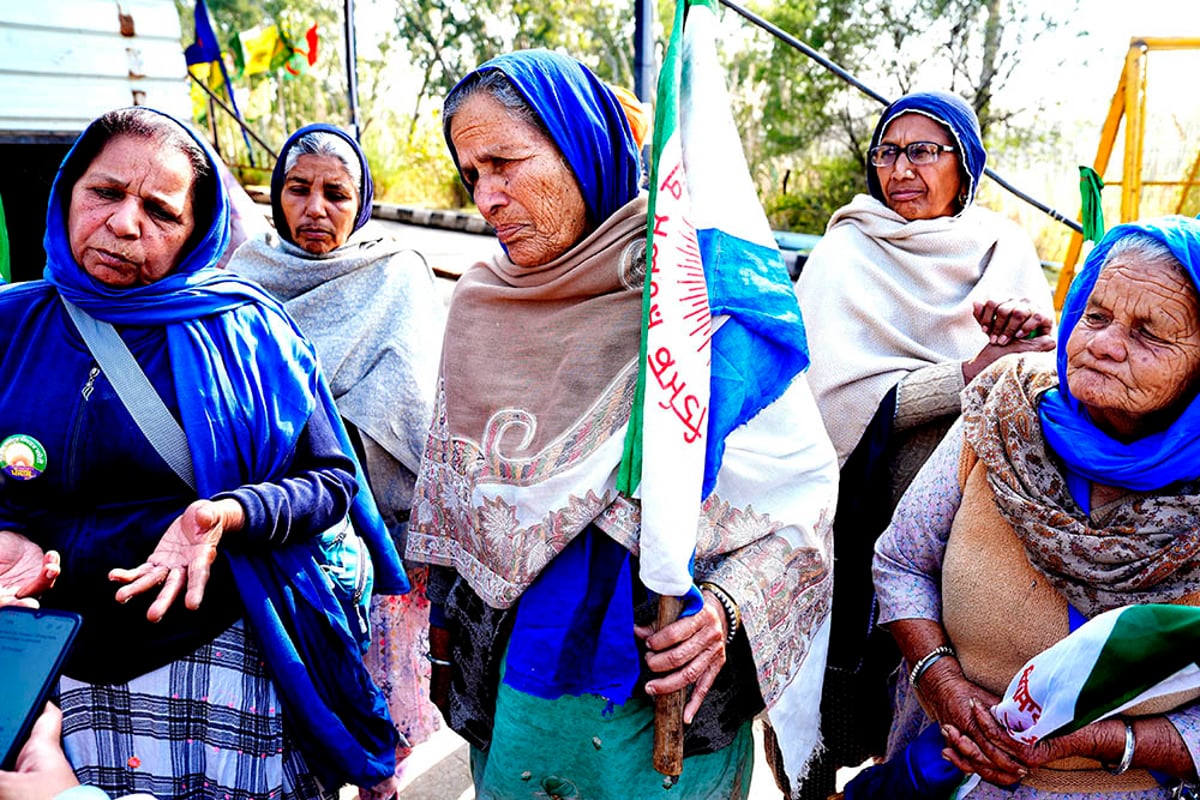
[
  {"xmin": 618, "ymin": 0, "xmax": 712, "ymax": 598},
  {"xmin": 993, "ymin": 604, "xmax": 1200, "ymax": 744}
]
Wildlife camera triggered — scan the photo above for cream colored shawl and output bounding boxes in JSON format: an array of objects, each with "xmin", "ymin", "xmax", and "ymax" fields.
[{"xmin": 795, "ymin": 193, "xmax": 1052, "ymax": 464}]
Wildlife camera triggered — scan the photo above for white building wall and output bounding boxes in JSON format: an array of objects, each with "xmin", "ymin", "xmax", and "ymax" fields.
[{"xmin": 0, "ymin": 0, "xmax": 191, "ymax": 135}]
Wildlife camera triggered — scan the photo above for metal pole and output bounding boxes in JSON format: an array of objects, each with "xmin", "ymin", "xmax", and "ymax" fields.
[
  {"xmin": 187, "ymin": 73, "xmax": 279, "ymax": 159},
  {"xmin": 716, "ymin": 0, "xmax": 1083, "ymax": 235},
  {"xmin": 344, "ymin": 0, "xmax": 361, "ymax": 141},
  {"xmin": 634, "ymin": 0, "xmax": 655, "ymax": 101}
]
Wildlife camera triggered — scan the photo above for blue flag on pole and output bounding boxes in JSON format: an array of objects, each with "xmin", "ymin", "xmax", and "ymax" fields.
[{"xmin": 184, "ymin": 0, "xmax": 221, "ymax": 65}]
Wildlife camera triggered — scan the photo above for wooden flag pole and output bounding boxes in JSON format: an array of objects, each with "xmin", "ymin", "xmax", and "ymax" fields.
[{"xmin": 653, "ymin": 594, "xmax": 686, "ymax": 785}]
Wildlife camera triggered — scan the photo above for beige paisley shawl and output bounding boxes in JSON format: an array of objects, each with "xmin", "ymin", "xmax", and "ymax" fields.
[
  {"xmin": 961, "ymin": 354, "xmax": 1200, "ymax": 617},
  {"xmin": 407, "ymin": 194, "xmax": 839, "ymax": 789}
]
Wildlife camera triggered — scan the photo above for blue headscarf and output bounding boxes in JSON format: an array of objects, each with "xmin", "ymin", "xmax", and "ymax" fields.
[
  {"xmin": 444, "ymin": 49, "xmax": 640, "ymax": 228},
  {"xmin": 866, "ymin": 90, "xmax": 987, "ymax": 212},
  {"xmin": 270, "ymin": 122, "xmax": 375, "ymax": 244},
  {"xmin": 1040, "ymin": 216, "xmax": 1200, "ymax": 492},
  {"xmin": 43, "ymin": 108, "xmax": 404, "ymax": 787}
]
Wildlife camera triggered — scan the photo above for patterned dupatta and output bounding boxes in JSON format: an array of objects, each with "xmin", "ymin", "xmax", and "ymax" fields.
[{"xmin": 961, "ymin": 354, "xmax": 1200, "ymax": 618}]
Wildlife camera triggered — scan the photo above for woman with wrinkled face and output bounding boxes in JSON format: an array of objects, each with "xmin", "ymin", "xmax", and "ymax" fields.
[
  {"xmin": 407, "ymin": 49, "xmax": 840, "ymax": 798},
  {"xmin": 0, "ymin": 107, "xmax": 406, "ymax": 799},
  {"xmin": 227, "ymin": 124, "xmax": 445, "ymax": 785},
  {"xmin": 872, "ymin": 217, "xmax": 1200, "ymax": 799}
]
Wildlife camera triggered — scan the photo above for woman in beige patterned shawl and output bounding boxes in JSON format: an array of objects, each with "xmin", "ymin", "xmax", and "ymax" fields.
[{"xmin": 406, "ymin": 50, "xmax": 838, "ymax": 798}]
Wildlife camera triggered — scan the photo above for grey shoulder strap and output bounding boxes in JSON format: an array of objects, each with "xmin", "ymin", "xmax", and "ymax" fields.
[{"xmin": 62, "ymin": 298, "xmax": 197, "ymax": 492}]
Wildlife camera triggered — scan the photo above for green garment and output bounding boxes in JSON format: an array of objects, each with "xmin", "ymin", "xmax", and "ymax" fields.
[
  {"xmin": 1079, "ymin": 166, "xmax": 1105, "ymax": 244},
  {"xmin": 0, "ymin": 193, "xmax": 9, "ymax": 283},
  {"xmin": 471, "ymin": 678, "xmax": 754, "ymax": 799}
]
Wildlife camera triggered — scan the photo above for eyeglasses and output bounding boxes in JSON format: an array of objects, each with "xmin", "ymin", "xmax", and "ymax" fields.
[{"xmin": 868, "ymin": 142, "xmax": 956, "ymax": 168}]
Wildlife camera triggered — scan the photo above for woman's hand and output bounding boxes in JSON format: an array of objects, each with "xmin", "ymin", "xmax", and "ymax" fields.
[
  {"xmin": 109, "ymin": 498, "xmax": 245, "ymax": 622},
  {"xmin": 0, "ymin": 531, "xmax": 60, "ymax": 608},
  {"xmin": 949, "ymin": 698, "xmax": 1126, "ymax": 776},
  {"xmin": 636, "ymin": 591, "xmax": 727, "ymax": 724},
  {"xmin": 428, "ymin": 625, "xmax": 453, "ymax": 717},
  {"xmin": 973, "ymin": 299, "xmax": 1054, "ymax": 345},
  {"xmin": 0, "ymin": 703, "xmax": 79, "ymax": 799}
]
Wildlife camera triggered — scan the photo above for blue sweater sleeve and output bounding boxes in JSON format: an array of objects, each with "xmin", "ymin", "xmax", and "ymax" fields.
[{"xmin": 216, "ymin": 393, "xmax": 358, "ymax": 547}]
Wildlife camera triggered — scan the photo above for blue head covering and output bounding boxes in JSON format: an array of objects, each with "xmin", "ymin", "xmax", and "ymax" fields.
[
  {"xmin": 42, "ymin": 108, "xmax": 403, "ymax": 787},
  {"xmin": 1040, "ymin": 216, "xmax": 1200, "ymax": 492},
  {"xmin": 270, "ymin": 122, "xmax": 375, "ymax": 245},
  {"xmin": 866, "ymin": 90, "xmax": 987, "ymax": 212},
  {"xmin": 444, "ymin": 49, "xmax": 640, "ymax": 228}
]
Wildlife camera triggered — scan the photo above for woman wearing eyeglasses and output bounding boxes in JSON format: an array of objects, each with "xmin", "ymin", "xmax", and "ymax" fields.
[{"xmin": 783, "ymin": 91, "xmax": 1056, "ymax": 799}]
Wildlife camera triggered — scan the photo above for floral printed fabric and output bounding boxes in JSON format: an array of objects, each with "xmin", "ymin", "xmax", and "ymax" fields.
[{"xmin": 962, "ymin": 354, "xmax": 1200, "ymax": 617}]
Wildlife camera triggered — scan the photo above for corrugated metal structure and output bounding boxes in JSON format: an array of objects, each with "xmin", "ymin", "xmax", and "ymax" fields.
[{"xmin": 0, "ymin": 0, "xmax": 190, "ymax": 140}]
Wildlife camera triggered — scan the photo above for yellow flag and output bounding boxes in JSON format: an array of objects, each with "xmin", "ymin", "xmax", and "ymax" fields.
[{"xmin": 239, "ymin": 25, "xmax": 285, "ymax": 76}]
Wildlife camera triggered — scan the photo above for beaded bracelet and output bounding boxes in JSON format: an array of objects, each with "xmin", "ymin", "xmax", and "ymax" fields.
[
  {"xmin": 698, "ymin": 582, "xmax": 741, "ymax": 644},
  {"xmin": 908, "ymin": 644, "xmax": 956, "ymax": 688}
]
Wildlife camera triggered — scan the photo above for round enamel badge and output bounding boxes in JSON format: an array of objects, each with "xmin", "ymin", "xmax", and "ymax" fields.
[{"xmin": 0, "ymin": 434, "xmax": 48, "ymax": 480}]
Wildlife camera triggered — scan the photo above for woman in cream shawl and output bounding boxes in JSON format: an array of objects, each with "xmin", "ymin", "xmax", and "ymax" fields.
[
  {"xmin": 408, "ymin": 50, "xmax": 838, "ymax": 798},
  {"xmin": 790, "ymin": 91, "xmax": 1056, "ymax": 799}
]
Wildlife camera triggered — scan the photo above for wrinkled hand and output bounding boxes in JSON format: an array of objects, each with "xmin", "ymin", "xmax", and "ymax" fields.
[
  {"xmin": 109, "ymin": 498, "xmax": 244, "ymax": 622},
  {"xmin": 636, "ymin": 592, "xmax": 727, "ymax": 724},
  {"xmin": 0, "ymin": 703, "xmax": 79, "ymax": 799},
  {"xmin": 949, "ymin": 699, "xmax": 1119, "ymax": 777},
  {"xmin": 0, "ymin": 531, "xmax": 60, "ymax": 608},
  {"xmin": 916, "ymin": 664, "xmax": 1028, "ymax": 786},
  {"xmin": 962, "ymin": 334, "xmax": 1057, "ymax": 383},
  {"xmin": 973, "ymin": 299, "xmax": 1054, "ymax": 345}
]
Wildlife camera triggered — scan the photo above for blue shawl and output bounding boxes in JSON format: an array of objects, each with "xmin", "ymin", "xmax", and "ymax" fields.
[
  {"xmin": 444, "ymin": 49, "xmax": 641, "ymax": 227},
  {"xmin": 1040, "ymin": 216, "xmax": 1200, "ymax": 492},
  {"xmin": 43, "ymin": 109, "xmax": 405, "ymax": 787},
  {"xmin": 270, "ymin": 122, "xmax": 376, "ymax": 244},
  {"xmin": 866, "ymin": 90, "xmax": 987, "ymax": 211}
]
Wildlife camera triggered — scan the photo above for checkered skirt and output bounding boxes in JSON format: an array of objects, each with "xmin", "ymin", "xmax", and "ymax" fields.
[{"xmin": 58, "ymin": 619, "xmax": 339, "ymax": 800}]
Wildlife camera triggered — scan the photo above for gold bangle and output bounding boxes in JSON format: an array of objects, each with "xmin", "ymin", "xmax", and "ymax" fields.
[{"xmin": 698, "ymin": 581, "xmax": 740, "ymax": 644}]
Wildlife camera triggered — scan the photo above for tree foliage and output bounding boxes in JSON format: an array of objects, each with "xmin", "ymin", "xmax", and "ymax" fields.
[
  {"xmin": 177, "ymin": 0, "xmax": 1081, "ymax": 220},
  {"xmin": 742, "ymin": 0, "xmax": 1079, "ymax": 231}
]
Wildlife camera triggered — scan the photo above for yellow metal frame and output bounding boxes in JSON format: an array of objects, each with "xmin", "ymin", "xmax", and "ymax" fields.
[{"xmin": 1053, "ymin": 37, "xmax": 1200, "ymax": 309}]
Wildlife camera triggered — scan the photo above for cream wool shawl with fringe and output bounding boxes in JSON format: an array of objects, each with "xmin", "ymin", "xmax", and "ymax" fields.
[{"xmin": 796, "ymin": 193, "xmax": 1052, "ymax": 465}]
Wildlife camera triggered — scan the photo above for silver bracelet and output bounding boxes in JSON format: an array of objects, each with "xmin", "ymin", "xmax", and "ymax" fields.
[
  {"xmin": 908, "ymin": 644, "xmax": 956, "ymax": 688},
  {"xmin": 424, "ymin": 651, "xmax": 452, "ymax": 668},
  {"xmin": 1107, "ymin": 721, "xmax": 1135, "ymax": 776}
]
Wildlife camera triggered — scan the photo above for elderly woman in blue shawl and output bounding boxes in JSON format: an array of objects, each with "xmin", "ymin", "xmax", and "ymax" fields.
[
  {"xmin": 406, "ymin": 50, "xmax": 838, "ymax": 798},
  {"xmin": 0, "ymin": 108, "xmax": 406, "ymax": 799},
  {"xmin": 869, "ymin": 215, "xmax": 1200, "ymax": 798},
  {"xmin": 787, "ymin": 90, "xmax": 1057, "ymax": 799}
]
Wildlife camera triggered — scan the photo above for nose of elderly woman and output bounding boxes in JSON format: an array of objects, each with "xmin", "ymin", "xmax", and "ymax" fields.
[
  {"xmin": 1083, "ymin": 319, "xmax": 1129, "ymax": 362},
  {"xmin": 105, "ymin": 196, "xmax": 142, "ymax": 238},
  {"xmin": 473, "ymin": 173, "xmax": 509, "ymax": 216}
]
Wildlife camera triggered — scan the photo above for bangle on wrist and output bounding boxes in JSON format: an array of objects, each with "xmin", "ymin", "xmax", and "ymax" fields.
[
  {"xmin": 1106, "ymin": 721, "xmax": 1135, "ymax": 776},
  {"xmin": 698, "ymin": 582, "xmax": 740, "ymax": 644},
  {"xmin": 908, "ymin": 644, "xmax": 956, "ymax": 688},
  {"xmin": 424, "ymin": 651, "xmax": 452, "ymax": 668}
]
